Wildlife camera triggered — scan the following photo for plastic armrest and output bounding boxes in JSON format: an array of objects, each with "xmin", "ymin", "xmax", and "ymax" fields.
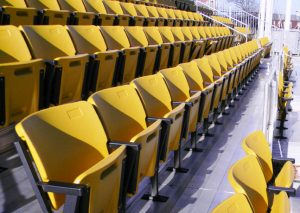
[
  {"xmin": 108, "ymin": 141, "xmax": 141, "ymax": 151},
  {"xmin": 267, "ymin": 185, "xmax": 296, "ymax": 195},
  {"xmin": 272, "ymin": 157, "xmax": 295, "ymax": 164},
  {"xmin": 147, "ymin": 117, "xmax": 173, "ymax": 125},
  {"xmin": 38, "ymin": 181, "xmax": 87, "ymax": 196},
  {"xmin": 172, "ymin": 101, "xmax": 193, "ymax": 107}
]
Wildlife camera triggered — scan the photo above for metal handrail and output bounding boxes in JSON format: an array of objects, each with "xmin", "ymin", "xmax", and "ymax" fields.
[
  {"xmin": 199, "ymin": 12, "xmax": 248, "ymax": 42},
  {"xmin": 196, "ymin": 0, "xmax": 248, "ymax": 27}
]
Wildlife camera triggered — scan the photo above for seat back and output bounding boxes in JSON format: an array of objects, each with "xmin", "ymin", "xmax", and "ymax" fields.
[
  {"xmin": 134, "ymin": 4, "xmax": 150, "ymax": 17},
  {"xmin": 158, "ymin": 26, "xmax": 175, "ymax": 43},
  {"xmin": 26, "ymin": 0, "xmax": 61, "ymax": 10},
  {"xmin": 58, "ymin": 0, "xmax": 87, "ymax": 12},
  {"xmin": 165, "ymin": 8, "xmax": 176, "ymax": 19},
  {"xmin": 100, "ymin": 26, "xmax": 130, "ymax": 50},
  {"xmin": 223, "ymin": 49, "xmax": 234, "ymax": 68},
  {"xmin": 215, "ymin": 51, "xmax": 228, "ymax": 71},
  {"xmin": 0, "ymin": 0, "xmax": 27, "ymax": 7},
  {"xmin": 228, "ymin": 155, "xmax": 269, "ymax": 213},
  {"xmin": 146, "ymin": 5, "xmax": 159, "ymax": 18},
  {"xmin": 125, "ymin": 26, "xmax": 149, "ymax": 47},
  {"xmin": 143, "ymin": 26, "xmax": 163, "ymax": 45},
  {"xmin": 193, "ymin": 57, "xmax": 214, "ymax": 83},
  {"xmin": 212, "ymin": 194, "xmax": 253, "ymax": 213},
  {"xmin": 21, "ymin": 25, "xmax": 76, "ymax": 59},
  {"xmin": 0, "ymin": 26, "xmax": 42, "ymax": 128},
  {"xmin": 242, "ymin": 130, "xmax": 273, "ymax": 183},
  {"xmin": 179, "ymin": 61, "xmax": 204, "ymax": 91},
  {"xmin": 83, "ymin": 0, "xmax": 107, "ymax": 14},
  {"xmin": 120, "ymin": 2, "xmax": 138, "ymax": 16},
  {"xmin": 103, "ymin": 0, "xmax": 124, "ymax": 15},
  {"xmin": 207, "ymin": 54, "xmax": 222, "ymax": 77},
  {"xmin": 15, "ymin": 101, "xmax": 124, "ymax": 211},
  {"xmin": 189, "ymin": 27, "xmax": 201, "ymax": 40},
  {"xmin": 197, "ymin": 26, "xmax": 207, "ymax": 39},
  {"xmin": 156, "ymin": 7, "xmax": 168, "ymax": 19}
]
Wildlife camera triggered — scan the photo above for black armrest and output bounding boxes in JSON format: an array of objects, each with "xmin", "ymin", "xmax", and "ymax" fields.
[
  {"xmin": 273, "ymin": 157, "xmax": 295, "ymax": 164},
  {"xmin": 147, "ymin": 117, "xmax": 173, "ymax": 125},
  {"xmin": 38, "ymin": 181, "xmax": 87, "ymax": 196},
  {"xmin": 44, "ymin": 60, "xmax": 58, "ymax": 66},
  {"xmin": 108, "ymin": 141, "xmax": 141, "ymax": 151},
  {"xmin": 267, "ymin": 185, "xmax": 296, "ymax": 196},
  {"xmin": 172, "ymin": 101, "xmax": 193, "ymax": 107}
]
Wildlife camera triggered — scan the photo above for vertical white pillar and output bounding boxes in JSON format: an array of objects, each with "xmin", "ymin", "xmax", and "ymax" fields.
[
  {"xmin": 284, "ymin": 0, "xmax": 292, "ymax": 45},
  {"xmin": 259, "ymin": 0, "xmax": 267, "ymax": 38},
  {"xmin": 265, "ymin": 0, "xmax": 274, "ymax": 39}
]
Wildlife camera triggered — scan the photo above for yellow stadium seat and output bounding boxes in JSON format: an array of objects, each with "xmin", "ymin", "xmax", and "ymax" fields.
[
  {"xmin": 242, "ymin": 130, "xmax": 295, "ymax": 189},
  {"xmin": 179, "ymin": 61, "xmax": 215, "ymax": 134},
  {"xmin": 159, "ymin": 66, "xmax": 201, "ymax": 149},
  {"xmin": 58, "ymin": 0, "xmax": 99, "ymax": 25},
  {"xmin": 156, "ymin": 7, "xmax": 174, "ymax": 26},
  {"xmin": 158, "ymin": 26, "xmax": 182, "ymax": 66},
  {"xmin": 165, "ymin": 8, "xmax": 181, "ymax": 26},
  {"xmin": 15, "ymin": 101, "xmax": 126, "ymax": 212},
  {"xmin": 0, "ymin": 0, "xmax": 38, "ymax": 25},
  {"xmin": 228, "ymin": 155, "xmax": 291, "ymax": 213},
  {"xmin": 67, "ymin": 25, "xmax": 120, "ymax": 94},
  {"xmin": 134, "ymin": 3, "xmax": 156, "ymax": 26},
  {"xmin": 83, "ymin": 0, "xmax": 117, "ymax": 25},
  {"xmin": 131, "ymin": 74, "xmax": 188, "ymax": 169},
  {"xmin": 102, "ymin": 0, "xmax": 132, "ymax": 26},
  {"xmin": 146, "ymin": 5, "xmax": 165, "ymax": 26},
  {"xmin": 170, "ymin": 27, "xmax": 192, "ymax": 63},
  {"xmin": 0, "ymin": 25, "xmax": 44, "ymax": 128},
  {"xmin": 143, "ymin": 26, "xmax": 171, "ymax": 69},
  {"xmin": 21, "ymin": 25, "xmax": 90, "ymax": 106},
  {"xmin": 212, "ymin": 194, "xmax": 253, "ymax": 213},
  {"xmin": 88, "ymin": 85, "xmax": 162, "ymax": 196},
  {"xmin": 181, "ymin": 27, "xmax": 205, "ymax": 60},
  {"xmin": 26, "ymin": 0, "xmax": 71, "ymax": 24},
  {"xmin": 120, "ymin": 2, "xmax": 144, "ymax": 26},
  {"xmin": 125, "ymin": 26, "xmax": 159, "ymax": 76},
  {"xmin": 100, "ymin": 26, "xmax": 141, "ymax": 84}
]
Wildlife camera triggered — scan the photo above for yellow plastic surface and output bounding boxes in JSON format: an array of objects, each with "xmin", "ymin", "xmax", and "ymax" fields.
[
  {"xmin": 134, "ymin": 4, "xmax": 150, "ymax": 17},
  {"xmin": 228, "ymin": 155, "xmax": 269, "ymax": 213},
  {"xmin": 212, "ymin": 193, "xmax": 253, "ymax": 213},
  {"xmin": 0, "ymin": 0, "xmax": 27, "ymax": 7},
  {"xmin": 58, "ymin": 0, "xmax": 87, "ymax": 12},
  {"xmin": 84, "ymin": 0, "xmax": 107, "ymax": 14},
  {"xmin": 88, "ymin": 85, "xmax": 161, "ymax": 189},
  {"xmin": 120, "ymin": 2, "xmax": 138, "ymax": 16},
  {"xmin": 15, "ymin": 101, "xmax": 125, "ymax": 211}
]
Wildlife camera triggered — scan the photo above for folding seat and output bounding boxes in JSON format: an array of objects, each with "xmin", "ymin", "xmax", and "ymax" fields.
[
  {"xmin": 181, "ymin": 27, "xmax": 205, "ymax": 60},
  {"xmin": 197, "ymin": 26, "xmax": 217, "ymax": 55},
  {"xmin": 124, "ymin": 26, "xmax": 159, "ymax": 76},
  {"xmin": 26, "ymin": 0, "xmax": 71, "ymax": 24},
  {"xmin": 165, "ymin": 8, "xmax": 181, "ymax": 26},
  {"xmin": 189, "ymin": 26, "xmax": 206, "ymax": 58},
  {"xmin": 226, "ymin": 48, "xmax": 243, "ymax": 93},
  {"xmin": 0, "ymin": 0, "xmax": 38, "ymax": 25},
  {"xmin": 212, "ymin": 27, "xmax": 227, "ymax": 51},
  {"xmin": 156, "ymin": 7, "xmax": 175, "ymax": 26},
  {"xmin": 67, "ymin": 25, "xmax": 120, "ymax": 96},
  {"xmin": 203, "ymin": 27, "xmax": 221, "ymax": 54},
  {"xmin": 100, "ymin": 26, "xmax": 141, "ymax": 84},
  {"xmin": 187, "ymin": 11, "xmax": 199, "ymax": 26},
  {"xmin": 242, "ymin": 130, "xmax": 295, "ymax": 190},
  {"xmin": 159, "ymin": 66, "xmax": 202, "ymax": 149},
  {"xmin": 57, "ymin": 0, "xmax": 98, "ymax": 25},
  {"xmin": 223, "ymin": 27, "xmax": 234, "ymax": 48},
  {"xmin": 228, "ymin": 155, "xmax": 292, "ymax": 213},
  {"xmin": 88, "ymin": 85, "xmax": 163, "ymax": 198},
  {"xmin": 283, "ymin": 46, "xmax": 293, "ymax": 79},
  {"xmin": 15, "ymin": 101, "xmax": 127, "ymax": 212},
  {"xmin": 83, "ymin": 0, "xmax": 117, "ymax": 26},
  {"xmin": 146, "ymin": 5, "xmax": 165, "ymax": 26},
  {"xmin": 180, "ymin": 10, "xmax": 193, "ymax": 26},
  {"xmin": 193, "ymin": 12, "xmax": 205, "ymax": 26},
  {"xmin": 131, "ymin": 74, "xmax": 187, "ymax": 170},
  {"xmin": 169, "ymin": 27, "xmax": 192, "ymax": 63},
  {"xmin": 143, "ymin": 26, "xmax": 171, "ymax": 69},
  {"xmin": 134, "ymin": 4, "xmax": 157, "ymax": 26},
  {"xmin": 179, "ymin": 61, "xmax": 215, "ymax": 133},
  {"xmin": 173, "ymin": 9, "xmax": 188, "ymax": 26},
  {"xmin": 206, "ymin": 54, "xmax": 231, "ymax": 112},
  {"xmin": 21, "ymin": 25, "xmax": 90, "ymax": 107},
  {"xmin": 158, "ymin": 27, "xmax": 182, "ymax": 67},
  {"xmin": 0, "ymin": 25, "xmax": 44, "ymax": 128},
  {"xmin": 102, "ymin": 0, "xmax": 133, "ymax": 26},
  {"xmin": 212, "ymin": 194, "xmax": 253, "ymax": 213},
  {"xmin": 120, "ymin": 2, "xmax": 144, "ymax": 26},
  {"xmin": 193, "ymin": 57, "xmax": 224, "ymax": 122}
]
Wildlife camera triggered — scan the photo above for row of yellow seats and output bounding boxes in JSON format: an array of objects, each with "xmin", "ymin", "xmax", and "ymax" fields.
[
  {"xmin": 0, "ymin": 0, "xmax": 204, "ymax": 26},
  {"xmin": 235, "ymin": 26, "xmax": 251, "ymax": 34},
  {"xmin": 260, "ymin": 36, "xmax": 272, "ymax": 57},
  {"xmin": 0, "ymin": 25, "xmax": 234, "ymax": 128},
  {"xmin": 213, "ymin": 130, "xmax": 295, "ymax": 213},
  {"xmin": 107, "ymin": 0, "xmax": 176, "ymax": 8},
  {"xmin": 211, "ymin": 15, "xmax": 234, "ymax": 25},
  {"xmin": 14, "ymin": 40, "xmax": 263, "ymax": 212},
  {"xmin": 283, "ymin": 46, "xmax": 293, "ymax": 80}
]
